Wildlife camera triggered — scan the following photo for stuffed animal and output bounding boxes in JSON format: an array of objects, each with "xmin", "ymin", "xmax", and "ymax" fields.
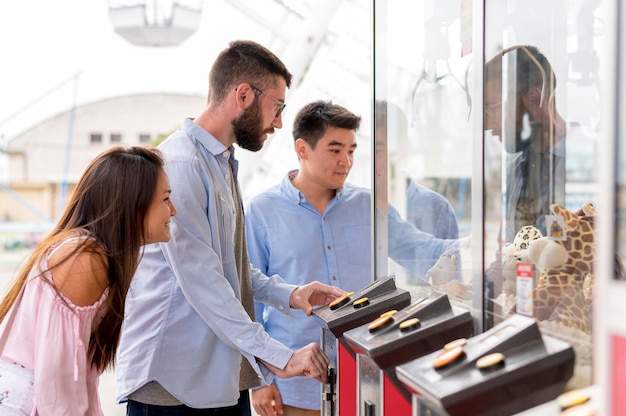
[
  {"xmin": 512, "ymin": 225, "xmax": 544, "ymax": 251},
  {"xmin": 426, "ymin": 247, "xmax": 462, "ymax": 286},
  {"xmin": 499, "ymin": 225, "xmax": 543, "ymax": 316},
  {"xmin": 528, "ymin": 204, "xmax": 596, "ymax": 334}
]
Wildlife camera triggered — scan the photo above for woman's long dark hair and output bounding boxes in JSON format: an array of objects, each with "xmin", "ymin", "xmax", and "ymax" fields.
[{"xmin": 0, "ymin": 145, "xmax": 164, "ymax": 372}]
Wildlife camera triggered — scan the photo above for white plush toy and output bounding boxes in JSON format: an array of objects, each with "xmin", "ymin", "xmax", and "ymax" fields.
[
  {"xmin": 501, "ymin": 226, "xmax": 543, "ymax": 296},
  {"xmin": 426, "ymin": 247, "xmax": 462, "ymax": 286}
]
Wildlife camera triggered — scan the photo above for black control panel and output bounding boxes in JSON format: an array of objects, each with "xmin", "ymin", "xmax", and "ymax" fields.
[{"xmin": 396, "ymin": 314, "xmax": 575, "ymax": 416}]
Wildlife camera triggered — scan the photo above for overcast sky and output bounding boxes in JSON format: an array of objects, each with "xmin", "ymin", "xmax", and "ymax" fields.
[{"xmin": 0, "ymin": 0, "xmax": 281, "ymax": 141}]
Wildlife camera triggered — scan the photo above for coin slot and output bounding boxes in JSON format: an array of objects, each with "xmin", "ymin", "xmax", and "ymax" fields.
[{"xmin": 403, "ymin": 297, "xmax": 428, "ymax": 315}]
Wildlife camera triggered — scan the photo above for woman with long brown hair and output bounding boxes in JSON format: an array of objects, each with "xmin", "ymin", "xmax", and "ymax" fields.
[{"xmin": 0, "ymin": 145, "xmax": 176, "ymax": 415}]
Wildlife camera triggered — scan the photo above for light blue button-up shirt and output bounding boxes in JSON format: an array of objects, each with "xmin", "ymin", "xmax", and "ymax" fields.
[
  {"xmin": 245, "ymin": 172, "xmax": 457, "ymax": 410},
  {"xmin": 406, "ymin": 179, "xmax": 459, "ymax": 239},
  {"xmin": 116, "ymin": 118, "xmax": 297, "ymax": 408}
]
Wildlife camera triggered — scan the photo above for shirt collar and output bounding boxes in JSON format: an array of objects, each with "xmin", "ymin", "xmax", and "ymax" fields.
[
  {"xmin": 182, "ymin": 117, "xmax": 239, "ymax": 174},
  {"xmin": 182, "ymin": 117, "xmax": 236, "ymax": 158},
  {"xmin": 280, "ymin": 169, "xmax": 344, "ymax": 204}
]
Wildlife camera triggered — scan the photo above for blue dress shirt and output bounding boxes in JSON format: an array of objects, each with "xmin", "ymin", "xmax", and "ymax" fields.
[
  {"xmin": 245, "ymin": 171, "xmax": 457, "ymax": 410},
  {"xmin": 405, "ymin": 179, "xmax": 459, "ymax": 239},
  {"xmin": 116, "ymin": 118, "xmax": 297, "ymax": 408}
]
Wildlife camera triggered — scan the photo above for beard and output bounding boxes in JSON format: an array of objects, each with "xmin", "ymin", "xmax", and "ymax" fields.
[{"xmin": 232, "ymin": 100, "xmax": 273, "ymax": 152}]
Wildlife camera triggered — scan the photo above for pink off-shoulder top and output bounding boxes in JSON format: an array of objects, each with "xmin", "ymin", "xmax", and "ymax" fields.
[{"xmin": 0, "ymin": 236, "xmax": 109, "ymax": 415}]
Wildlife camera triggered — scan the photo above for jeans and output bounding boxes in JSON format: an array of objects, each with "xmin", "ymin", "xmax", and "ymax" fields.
[{"xmin": 127, "ymin": 390, "xmax": 251, "ymax": 416}]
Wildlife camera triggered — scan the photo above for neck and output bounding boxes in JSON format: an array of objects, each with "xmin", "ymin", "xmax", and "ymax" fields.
[
  {"xmin": 194, "ymin": 104, "xmax": 237, "ymax": 148},
  {"xmin": 291, "ymin": 171, "xmax": 336, "ymax": 214}
]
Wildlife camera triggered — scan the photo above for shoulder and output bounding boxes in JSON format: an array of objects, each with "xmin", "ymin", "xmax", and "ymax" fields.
[
  {"xmin": 408, "ymin": 183, "xmax": 452, "ymax": 206},
  {"xmin": 341, "ymin": 183, "xmax": 371, "ymax": 201},
  {"xmin": 247, "ymin": 185, "xmax": 284, "ymax": 208},
  {"xmin": 48, "ymin": 238, "xmax": 109, "ymax": 307},
  {"xmin": 159, "ymin": 131, "xmax": 204, "ymax": 166}
]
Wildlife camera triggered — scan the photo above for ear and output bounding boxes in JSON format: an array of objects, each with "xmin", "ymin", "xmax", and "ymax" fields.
[
  {"xmin": 294, "ymin": 138, "xmax": 308, "ymax": 160},
  {"xmin": 235, "ymin": 83, "xmax": 255, "ymax": 110}
]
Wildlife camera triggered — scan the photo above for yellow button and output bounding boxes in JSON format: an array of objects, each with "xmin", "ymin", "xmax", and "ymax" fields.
[
  {"xmin": 380, "ymin": 310, "xmax": 398, "ymax": 318},
  {"xmin": 433, "ymin": 345, "xmax": 464, "ymax": 369},
  {"xmin": 368, "ymin": 315, "xmax": 393, "ymax": 334},
  {"xmin": 557, "ymin": 389, "xmax": 591, "ymax": 410},
  {"xmin": 444, "ymin": 338, "xmax": 467, "ymax": 351},
  {"xmin": 329, "ymin": 292, "xmax": 354, "ymax": 310},
  {"xmin": 399, "ymin": 317, "xmax": 420, "ymax": 332},
  {"xmin": 353, "ymin": 297, "xmax": 370, "ymax": 308},
  {"xmin": 476, "ymin": 352, "xmax": 505, "ymax": 370}
]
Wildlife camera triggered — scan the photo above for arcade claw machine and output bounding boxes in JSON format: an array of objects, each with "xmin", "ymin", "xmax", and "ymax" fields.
[
  {"xmin": 313, "ymin": 275, "xmax": 411, "ymax": 416},
  {"xmin": 372, "ymin": 0, "xmax": 608, "ymax": 413},
  {"xmin": 344, "ymin": 292, "xmax": 473, "ymax": 416}
]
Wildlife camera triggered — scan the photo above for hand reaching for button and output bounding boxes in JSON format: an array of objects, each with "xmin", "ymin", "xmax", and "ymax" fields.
[
  {"xmin": 260, "ymin": 342, "xmax": 330, "ymax": 383},
  {"xmin": 289, "ymin": 281, "xmax": 346, "ymax": 315}
]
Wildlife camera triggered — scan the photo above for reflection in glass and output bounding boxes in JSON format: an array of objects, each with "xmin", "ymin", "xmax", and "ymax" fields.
[
  {"xmin": 484, "ymin": 0, "xmax": 605, "ymax": 391},
  {"xmin": 375, "ymin": 1, "xmax": 473, "ymax": 303}
]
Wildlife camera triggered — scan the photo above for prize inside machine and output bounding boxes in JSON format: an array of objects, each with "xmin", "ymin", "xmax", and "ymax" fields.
[
  {"xmin": 312, "ymin": 275, "xmax": 411, "ymax": 416},
  {"xmin": 395, "ymin": 314, "xmax": 575, "ymax": 416},
  {"xmin": 343, "ymin": 292, "xmax": 473, "ymax": 416}
]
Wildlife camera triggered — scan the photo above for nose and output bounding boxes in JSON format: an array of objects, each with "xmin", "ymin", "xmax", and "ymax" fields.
[
  {"xmin": 339, "ymin": 152, "xmax": 352, "ymax": 167},
  {"xmin": 271, "ymin": 114, "xmax": 283, "ymax": 129},
  {"xmin": 169, "ymin": 200, "xmax": 177, "ymax": 216}
]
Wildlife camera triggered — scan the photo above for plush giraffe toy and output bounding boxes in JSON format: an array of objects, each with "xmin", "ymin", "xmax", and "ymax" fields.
[{"xmin": 528, "ymin": 203, "xmax": 596, "ymax": 334}]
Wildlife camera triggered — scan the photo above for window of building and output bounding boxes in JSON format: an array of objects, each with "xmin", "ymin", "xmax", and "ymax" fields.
[
  {"xmin": 90, "ymin": 133, "xmax": 103, "ymax": 144},
  {"xmin": 139, "ymin": 133, "xmax": 151, "ymax": 143},
  {"xmin": 110, "ymin": 133, "xmax": 122, "ymax": 143}
]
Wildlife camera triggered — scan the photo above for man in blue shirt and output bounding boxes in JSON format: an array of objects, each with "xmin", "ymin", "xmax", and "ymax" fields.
[
  {"xmin": 245, "ymin": 100, "xmax": 459, "ymax": 416},
  {"xmin": 116, "ymin": 41, "xmax": 344, "ymax": 416},
  {"xmin": 373, "ymin": 100, "xmax": 460, "ymax": 242}
]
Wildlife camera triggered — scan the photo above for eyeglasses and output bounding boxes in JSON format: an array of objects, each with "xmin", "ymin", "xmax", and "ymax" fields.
[{"xmin": 250, "ymin": 85, "xmax": 286, "ymax": 118}]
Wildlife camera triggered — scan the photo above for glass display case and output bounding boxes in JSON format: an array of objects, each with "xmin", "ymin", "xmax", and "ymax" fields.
[
  {"xmin": 597, "ymin": 1, "xmax": 626, "ymax": 414},
  {"xmin": 373, "ymin": 0, "xmax": 609, "ymax": 394}
]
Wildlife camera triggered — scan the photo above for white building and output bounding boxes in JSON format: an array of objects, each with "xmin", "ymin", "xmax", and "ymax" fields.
[{"xmin": 3, "ymin": 92, "xmax": 205, "ymax": 221}]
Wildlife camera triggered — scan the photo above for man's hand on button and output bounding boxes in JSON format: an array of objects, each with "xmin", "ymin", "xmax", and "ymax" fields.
[
  {"xmin": 289, "ymin": 282, "xmax": 345, "ymax": 316},
  {"xmin": 261, "ymin": 342, "xmax": 330, "ymax": 383}
]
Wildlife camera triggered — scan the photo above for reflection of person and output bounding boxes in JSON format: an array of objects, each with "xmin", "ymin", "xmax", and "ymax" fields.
[
  {"xmin": 246, "ymin": 100, "xmax": 458, "ymax": 416},
  {"xmin": 484, "ymin": 45, "xmax": 566, "ymax": 241},
  {"xmin": 115, "ymin": 41, "xmax": 344, "ymax": 416},
  {"xmin": 375, "ymin": 100, "xmax": 460, "ymax": 279},
  {"xmin": 0, "ymin": 146, "xmax": 175, "ymax": 415},
  {"xmin": 405, "ymin": 179, "xmax": 459, "ymax": 239},
  {"xmin": 481, "ymin": 45, "xmax": 567, "ymax": 322},
  {"xmin": 375, "ymin": 100, "xmax": 458, "ymax": 239}
]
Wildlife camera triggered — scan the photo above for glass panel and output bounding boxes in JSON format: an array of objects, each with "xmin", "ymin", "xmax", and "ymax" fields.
[
  {"xmin": 376, "ymin": 0, "xmax": 605, "ymax": 392},
  {"xmin": 374, "ymin": 0, "xmax": 474, "ymax": 306},
  {"xmin": 484, "ymin": 0, "xmax": 606, "ymax": 389},
  {"xmin": 617, "ymin": 0, "xmax": 626, "ymax": 281}
]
